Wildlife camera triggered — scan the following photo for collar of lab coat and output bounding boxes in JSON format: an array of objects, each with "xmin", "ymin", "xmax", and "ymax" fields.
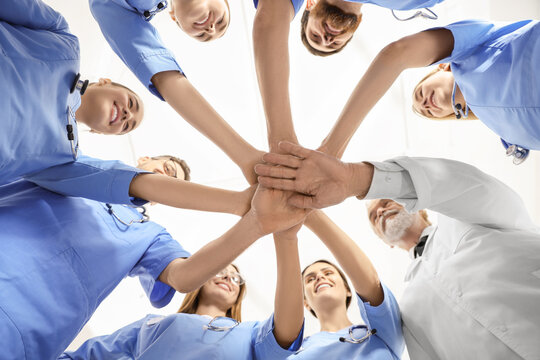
[{"xmin": 405, "ymin": 225, "xmax": 436, "ymax": 282}]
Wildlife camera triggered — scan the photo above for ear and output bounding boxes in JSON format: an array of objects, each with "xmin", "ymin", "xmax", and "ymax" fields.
[
  {"xmin": 346, "ymin": 290, "xmax": 352, "ymax": 297},
  {"xmin": 97, "ymin": 78, "xmax": 112, "ymax": 86},
  {"xmin": 306, "ymin": 0, "xmax": 318, "ymax": 11},
  {"xmin": 137, "ymin": 156, "xmax": 150, "ymax": 165},
  {"xmin": 303, "ymin": 299, "xmax": 311, "ymax": 312},
  {"xmin": 169, "ymin": 9, "xmax": 176, "ymax": 22},
  {"xmin": 438, "ymin": 63, "xmax": 451, "ymax": 72}
]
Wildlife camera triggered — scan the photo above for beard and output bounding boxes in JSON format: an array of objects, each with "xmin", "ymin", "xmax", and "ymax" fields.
[
  {"xmin": 383, "ymin": 209, "xmax": 415, "ymax": 243},
  {"xmin": 311, "ymin": 1, "xmax": 360, "ymax": 33}
]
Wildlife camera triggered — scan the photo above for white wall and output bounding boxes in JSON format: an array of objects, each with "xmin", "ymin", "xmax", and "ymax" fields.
[{"xmin": 45, "ymin": 0, "xmax": 540, "ymax": 357}]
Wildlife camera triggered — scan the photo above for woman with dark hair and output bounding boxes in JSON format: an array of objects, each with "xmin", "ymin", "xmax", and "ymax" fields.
[
  {"xmin": 293, "ymin": 211, "xmax": 404, "ymax": 359},
  {"xmin": 61, "ymin": 225, "xmax": 305, "ymax": 359}
]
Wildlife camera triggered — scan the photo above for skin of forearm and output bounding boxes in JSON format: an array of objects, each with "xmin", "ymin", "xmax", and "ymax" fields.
[
  {"xmin": 129, "ymin": 173, "xmax": 247, "ymax": 215},
  {"xmin": 348, "ymin": 162, "xmax": 375, "ymax": 200},
  {"xmin": 253, "ymin": 2, "xmax": 298, "ymax": 152},
  {"xmin": 320, "ymin": 45, "xmax": 407, "ymax": 158},
  {"xmin": 305, "ymin": 210, "xmax": 383, "ymax": 306},
  {"xmin": 321, "ymin": 29, "xmax": 454, "ymax": 158},
  {"xmin": 159, "ymin": 211, "xmax": 264, "ymax": 293},
  {"xmin": 152, "ymin": 71, "xmax": 258, "ymax": 170},
  {"xmin": 273, "ymin": 234, "xmax": 304, "ymax": 348}
]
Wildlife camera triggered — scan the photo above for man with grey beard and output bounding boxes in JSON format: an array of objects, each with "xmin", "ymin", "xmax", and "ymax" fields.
[{"xmin": 255, "ymin": 141, "xmax": 540, "ymax": 360}]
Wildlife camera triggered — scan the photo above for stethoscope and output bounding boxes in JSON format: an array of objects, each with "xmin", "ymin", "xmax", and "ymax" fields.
[
  {"xmin": 295, "ymin": 325, "xmax": 377, "ymax": 353},
  {"xmin": 391, "ymin": 8, "xmax": 437, "ymax": 21},
  {"xmin": 105, "ymin": 203, "xmax": 149, "ymax": 226},
  {"xmin": 66, "ymin": 73, "xmax": 88, "ymax": 160},
  {"xmin": 142, "ymin": 1, "xmax": 167, "ymax": 21},
  {"xmin": 452, "ymin": 81, "xmax": 530, "ymax": 165}
]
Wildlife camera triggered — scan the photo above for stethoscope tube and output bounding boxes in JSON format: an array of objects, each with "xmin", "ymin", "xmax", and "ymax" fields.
[{"xmin": 391, "ymin": 8, "xmax": 437, "ymax": 21}]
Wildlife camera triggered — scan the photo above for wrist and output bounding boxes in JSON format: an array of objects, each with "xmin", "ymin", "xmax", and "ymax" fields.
[
  {"xmin": 243, "ymin": 209, "xmax": 267, "ymax": 238},
  {"xmin": 348, "ymin": 162, "xmax": 374, "ymax": 199}
]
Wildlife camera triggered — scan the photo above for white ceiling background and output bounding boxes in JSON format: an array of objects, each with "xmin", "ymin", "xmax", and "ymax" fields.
[{"xmin": 45, "ymin": 0, "xmax": 539, "ymax": 357}]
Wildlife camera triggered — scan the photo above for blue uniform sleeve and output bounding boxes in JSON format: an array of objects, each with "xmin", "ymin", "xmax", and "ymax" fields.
[
  {"xmin": 253, "ymin": 314, "xmax": 304, "ymax": 360},
  {"xmin": 253, "ymin": 0, "xmax": 305, "ymax": 18},
  {"xmin": 89, "ymin": 0, "xmax": 184, "ymax": 100},
  {"xmin": 0, "ymin": 0, "xmax": 69, "ymax": 32},
  {"xmin": 357, "ymin": 283, "xmax": 405, "ymax": 358},
  {"xmin": 129, "ymin": 230, "xmax": 191, "ymax": 308},
  {"xmin": 24, "ymin": 155, "xmax": 150, "ymax": 205},
  {"xmin": 59, "ymin": 316, "xmax": 153, "ymax": 359}
]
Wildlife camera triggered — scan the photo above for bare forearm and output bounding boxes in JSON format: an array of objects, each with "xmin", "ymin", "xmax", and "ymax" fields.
[
  {"xmin": 129, "ymin": 174, "xmax": 247, "ymax": 215},
  {"xmin": 273, "ymin": 234, "xmax": 303, "ymax": 348},
  {"xmin": 160, "ymin": 211, "xmax": 263, "ymax": 293},
  {"xmin": 305, "ymin": 210, "xmax": 383, "ymax": 305},
  {"xmin": 152, "ymin": 71, "xmax": 258, "ymax": 170},
  {"xmin": 320, "ymin": 48, "xmax": 405, "ymax": 158},
  {"xmin": 253, "ymin": 1, "xmax": 298, "ymax": 151}
]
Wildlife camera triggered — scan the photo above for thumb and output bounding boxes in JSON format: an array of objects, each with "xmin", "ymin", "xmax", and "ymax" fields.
[{"xmin": 288, "ymin": 194, "xmax": 317, "ymax": 209}]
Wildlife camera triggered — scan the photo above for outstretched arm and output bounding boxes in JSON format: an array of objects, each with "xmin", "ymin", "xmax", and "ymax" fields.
[
  {"xmin": 253, "ymin": 0, "xmax": 298, "ymax": 152},
  {"xmin": 159, "ymin": 185, "xmax": 308, "ymax": 293},
  {"xmin": 152, "ymin": 72, "xmax": 263, "ymax": 184},
  {"xmin": 305, "ymin": 211, "xmax": 382, "ymax": 305},
  {"xmin": 320, "ymin": 29, "xmax": 454, "ymax": 158},
  {"xmin": 130, "ymin": 174, "xmax": 254, "ymax": 216},
  {"xmin": 273, "ymin": 225, "xmax": 304, "ymax": 348}
]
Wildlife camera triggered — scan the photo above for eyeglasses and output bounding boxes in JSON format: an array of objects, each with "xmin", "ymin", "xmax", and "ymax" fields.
[
  {"xmin": 338, "ymin": 325, "xmax": 377, "ymax": 344},
  {"xmin": 215, "ymin": 270, "xmax": 245, "ymax": 286},
  {"xmin": 203, "ymin": 316, "xmax": 240, "ymax": 332},
  {"xmin": 391, "ymin": 8, "xmax": 438, "ymax": 21}
]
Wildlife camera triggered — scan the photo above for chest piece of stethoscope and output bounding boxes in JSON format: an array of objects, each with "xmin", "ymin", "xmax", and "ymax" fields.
[
  {"xmin": 70, "ymin": 73, "xmax": 89, "ymax": 95},
  {"xmin": 501, "ymin": 139, "xmax": 529, "ymax": 165}
]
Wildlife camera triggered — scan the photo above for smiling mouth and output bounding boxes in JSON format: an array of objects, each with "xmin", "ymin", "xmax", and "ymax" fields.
[
  {"xmin": 324, "ymin": 22, "xmax": 341, "ymax": 35},
  {"xmin": 216, "ymin": 282, "xmax": 231, "ymax": 292},
  {"xmin": 109, "ymin": 103, "xmax": 119, "ymax": 125},
  {"xmin": 194, "ymin": 12, "xmax": 211, "ymax": 27},
  {"xmin": 315, "ymin": 283, "xmax": 332, "ymax": 293}
]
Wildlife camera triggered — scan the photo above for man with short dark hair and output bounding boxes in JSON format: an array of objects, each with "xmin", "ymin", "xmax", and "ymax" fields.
[{"xmin": 301, "ymin": 0, "xmax": 444, "ymax": 56}]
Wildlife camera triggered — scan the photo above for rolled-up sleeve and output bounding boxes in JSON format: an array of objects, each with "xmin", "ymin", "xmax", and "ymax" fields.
[
  {"xmin": 130, "ymin": 231, "xmax": 191, "ymax": 308},
  {"xmin": 25, "ymin": 155, "xmax": 150, "ymax": 205},
  {"xmin": 89, "ymin": 0, "xmax": 184, "ymax": 99}
]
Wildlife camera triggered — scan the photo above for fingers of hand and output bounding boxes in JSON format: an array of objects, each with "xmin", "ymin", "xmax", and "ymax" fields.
[
  {"xmin": 278, "ymin": 141, "xmax": 311, "ymax": 159},
  {"xmin": 254, "ymin": 164, "xmax": 296, "ymax": 179},
  {"xmin": 288, "ymin": 194, "xmax": 316, "ymax": 209},
  {"xmin": 260, "ymin": 153, "xmax": 303, "ymax": 169},
  {"xmin": 257, "ymin": 177, "xmax": 297, "ymax": 192}
]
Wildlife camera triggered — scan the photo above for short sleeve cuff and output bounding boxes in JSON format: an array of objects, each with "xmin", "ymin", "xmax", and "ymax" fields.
[
  {"xmin": 141, "ymin": 250, "xmax": 190, "ymax": 308},
  {"xmin": 134, "ymin": 51, "xmax": 184, "ymax": 100},
  {"xmin": 362, "ymin": 283, "xmax": 397, "ymax": 319},
  {"xmin": 255, "ymin": 314, "xmax": 304, "ymax": 359},
  {"xmin": 109, "ymin": 170, "xmax": 151, "ymax": 206}
]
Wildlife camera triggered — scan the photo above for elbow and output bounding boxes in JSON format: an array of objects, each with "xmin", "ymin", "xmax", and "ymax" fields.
[{"xmin": 378, "ymin": 39, "xmax": 410, "ymax": 70}]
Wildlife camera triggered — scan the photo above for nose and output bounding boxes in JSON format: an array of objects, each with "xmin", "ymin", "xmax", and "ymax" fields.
[
  {"xmin": 121, "ymin": 108, "xmax": 132, "ymax": 122},
  {"xmin": 205, "ymin": 22, "xmax": 216, "ymax": 34},
  {"xmin": 322, "ymin": 34, "xmax": 335, "ymax": 46}
]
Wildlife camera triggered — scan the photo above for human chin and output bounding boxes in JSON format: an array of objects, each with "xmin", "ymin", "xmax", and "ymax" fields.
[{"xmin": 383, "ymin": 210, "xmax": 414, "ymax": 242}]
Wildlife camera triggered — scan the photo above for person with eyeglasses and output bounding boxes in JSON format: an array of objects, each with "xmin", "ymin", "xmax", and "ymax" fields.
[
  {"xmin": 1, "ymin": 0, "xmax": 255, "ymax": 214},
  {"xmin": 291, "ymin": 210, "xmax": 404, "ymax": 359},
  {"xmin": 300, "ymin": 0, "xmax": 444, "ymax": 57},
  {"xmin": 0, "ymin": 169, "xmax": 308, "ymax": 359},
  {"xmin": 255, "ymin": 142, "xmax": 540, "ymax": 360},
  {"xmin": 305, "ymin": 19, "xmax": 540, "ymax": 164},
  {"xmin": 61, "ymin": 227, "xmax": 305, "ymax": 359}
]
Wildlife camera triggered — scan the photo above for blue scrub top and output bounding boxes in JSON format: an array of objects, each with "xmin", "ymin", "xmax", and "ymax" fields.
[
  {"xmin": 61, "ymin": 313, "xmax": 302, "ymax": 360},
  {"xmin": 253, "ymin": 0, "xmax": 305, "ymax": 17},
  {"xmin": 0, "ymin": 180, "xmax": 190, "ymax": 359},
  {"xmin": 344, "ymin": 0, "xmax": 444, "ymax": 11},
  {"xmin": 435, "ymin": 20, "xmax": 540, "ymax": 150},
  {"xmin": 90, "ymin": 0, "xmax": 183, "ymax": 100},
  {"xmin": 0, "ymin": 0, "xmax": 148, "ymax": 204},
  {"xmin": 291, "ymin": 284, "xmax": 404, "ymax": 359}
]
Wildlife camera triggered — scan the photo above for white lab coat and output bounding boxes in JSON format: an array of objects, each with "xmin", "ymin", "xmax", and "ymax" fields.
[{"xmin": 365, "ymin": 157, "xmax": 540, "ymax": 360}]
